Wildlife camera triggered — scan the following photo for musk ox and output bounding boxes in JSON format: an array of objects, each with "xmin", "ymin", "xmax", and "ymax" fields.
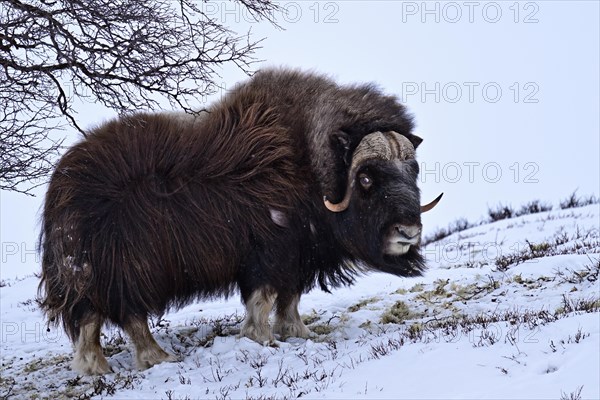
[{"xmin": 38, "ymin": 68, "xmax": 442, "ymax": 375}]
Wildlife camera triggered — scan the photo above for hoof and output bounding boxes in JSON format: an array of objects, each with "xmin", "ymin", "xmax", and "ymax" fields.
[
  {"xmin": 240, "ymin": 321, "xmax": 274, "ymax": 345},
  {"xmin": 72, "ymin": 351, "xmax": 112, "ymax": 375},
  {"xmin": 273, "ymin": 321, "xmax": 311, "ymax": 340},
  {"xmin": 136, "ymin": 348, "xmax": 178, "ymax": 370}
]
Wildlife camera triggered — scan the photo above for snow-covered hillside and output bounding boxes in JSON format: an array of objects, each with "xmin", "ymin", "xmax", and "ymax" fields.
[{"xmin": 1, "ymin": 203, "xmax": 599, "ymax": 399}]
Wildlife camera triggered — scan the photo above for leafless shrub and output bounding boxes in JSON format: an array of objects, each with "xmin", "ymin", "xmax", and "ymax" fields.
[
  {"xmin": 515, "ymin": 200, "xmax": 553, "ymax": 216},
  {"xmin": 495, "ymin": 232, "xmax": 600, "ymax": 271},
  {"xmin": 1, "ymin": 0, "xmax": 278, "ymax": 194},
  {"xmin": 560, "ymin": 191, "xmax": 598, "ymax": 210},
  {"xmin": 488, "ymin": 204, "xmax": 515, "ymax": 222},
  {"xmin": 560, "ymin": 385, "xmax": 584, "ymax": 400}
]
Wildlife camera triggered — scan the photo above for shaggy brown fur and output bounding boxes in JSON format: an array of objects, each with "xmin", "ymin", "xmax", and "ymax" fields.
[{"xmin": 38, "ymin": 68, "xmax": 427, "ymax": 373}]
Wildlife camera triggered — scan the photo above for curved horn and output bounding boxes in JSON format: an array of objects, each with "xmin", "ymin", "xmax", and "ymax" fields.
[
  {"xmin": 385, "ymin": 131, "xmax": 416, "ymax": 161},
  {"xmin": 324, "ymin": 131, "xmax": 415, "ymax": 212},
  {"xmin": 421, "ymin": 193, "xmax": 444, "ymax": 213}
]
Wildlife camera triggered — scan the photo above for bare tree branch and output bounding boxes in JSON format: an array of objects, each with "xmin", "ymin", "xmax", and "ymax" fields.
[{"xmin": 0, "ymin": 0, "xmax": 278, "ymax": 194}]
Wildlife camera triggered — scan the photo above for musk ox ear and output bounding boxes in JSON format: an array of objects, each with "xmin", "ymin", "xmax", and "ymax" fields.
[
  {"xmin": 331, "ymin": 131, "xmax": 350, "ymax": 150},
  {"xmin": 330, "ymin": 131, "xmax": 352, "ymax": 165},
  {"xmin": 316, "ymin": 130, "xmax": 352, "ymax": 205},
  {"xmin": 404, "ymin": 132, "xmax": 423, "ymax": 149}
]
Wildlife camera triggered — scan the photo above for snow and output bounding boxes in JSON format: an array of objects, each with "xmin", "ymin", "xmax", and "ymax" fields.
[{"xmin": 1, "ymin": 204, "xmax": 599, "ymax": 399}]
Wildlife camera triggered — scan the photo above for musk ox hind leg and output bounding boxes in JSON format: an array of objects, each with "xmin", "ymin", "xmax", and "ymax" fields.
[
  {"xmin": 273, "ymin": 293, "xmax": 311, "ymax": 340},
  {"xmin": 123, "ymin": 316, "xmax": 178, "ymax": 370},
  {"xmin": 240, "ymin": 286, "xmax": 277, "ymax": 344},
  {"xmin": 71, "ymin": 313, "xmax": 112, "ymax": 375}
]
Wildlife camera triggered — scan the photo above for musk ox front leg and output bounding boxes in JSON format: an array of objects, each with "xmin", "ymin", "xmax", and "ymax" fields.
[
  {"xmin": 123, "ymin": 316, "xmax": 177, "ymax": 370},
  {"xmin": 273, "ymin": 293, "xmax": 310, "ymax": 339},
  {"xmin": 240, "ymin": 286, "xmax": 277, "ymax": 343},
  {"xmin": 72, "ymin": 313, "xmax": 112, "ymax": 375}
]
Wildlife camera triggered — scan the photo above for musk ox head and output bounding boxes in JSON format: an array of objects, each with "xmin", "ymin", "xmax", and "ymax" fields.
[{"xmin": 324, "ymin": 131, "xmax": 442, "ymax": 277}]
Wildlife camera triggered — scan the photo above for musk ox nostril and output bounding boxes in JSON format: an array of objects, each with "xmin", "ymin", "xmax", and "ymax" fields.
[
  {"xmin": 385, "ymin": 224, "xmax": 422, "ymax": 255},
  {"xmin": 394, "ymin": 225, "xmax": 421, "ymax": 241}
]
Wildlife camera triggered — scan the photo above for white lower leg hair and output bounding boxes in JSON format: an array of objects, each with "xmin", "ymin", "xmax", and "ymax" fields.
[
  {"xmin": 72, "ymin": 317, "xmax": 111, "ymax": 375},
  {"xmin": 124, "ymin": 318, "xmax": 177, "ymax": 370},
  {"xmin": 240, "ymin": 286, "xmax": 276, "ymax": 343},
  {"xmin": 274, "ymin": 294, "xmax": 310, "ymax": 339}
]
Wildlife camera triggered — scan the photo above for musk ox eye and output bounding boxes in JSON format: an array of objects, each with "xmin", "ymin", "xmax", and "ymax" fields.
[{"xmin": 358, "ymin": 173, "xmax": 372, "ymax": 189}]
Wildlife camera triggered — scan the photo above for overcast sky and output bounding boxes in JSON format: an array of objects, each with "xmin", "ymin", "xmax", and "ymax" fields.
[{"xmin": 1, "ymin": 1, "xmax": 598, "ymax": 279}]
